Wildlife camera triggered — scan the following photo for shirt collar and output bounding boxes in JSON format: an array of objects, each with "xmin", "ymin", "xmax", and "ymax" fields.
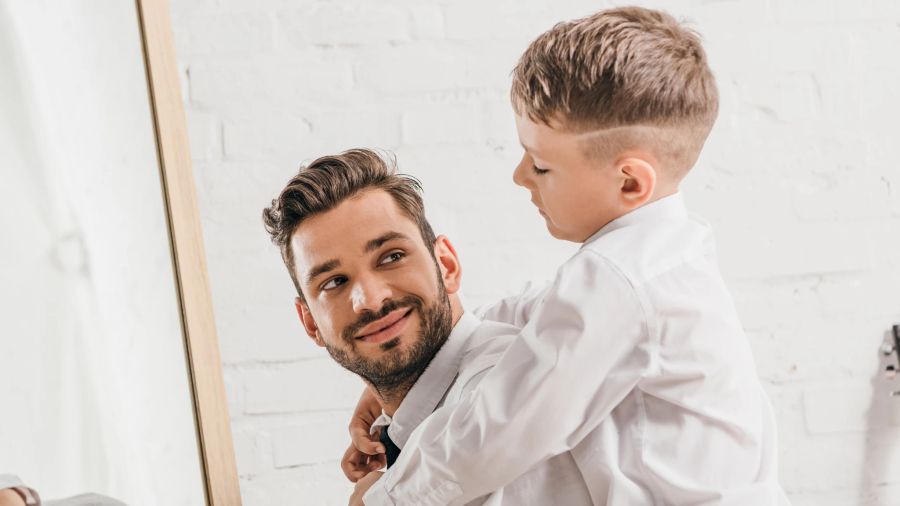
[
  {"xmin": 370, "ymin": 311, "xmax": 481, "ymax": 448},
  {"xmin": 581, "ymin": 192, "xmax": 687, "ymax": 247}
]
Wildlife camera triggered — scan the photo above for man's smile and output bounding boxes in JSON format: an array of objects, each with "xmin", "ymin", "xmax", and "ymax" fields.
[{"xmin": 354, "ymin": 307, "xmax": 413, "ymax": 344}]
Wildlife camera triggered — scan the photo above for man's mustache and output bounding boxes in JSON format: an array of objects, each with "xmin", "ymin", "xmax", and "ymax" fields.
[{"xmin": 341, "ymin": 295, "xmax": 423, "ymax": 342}]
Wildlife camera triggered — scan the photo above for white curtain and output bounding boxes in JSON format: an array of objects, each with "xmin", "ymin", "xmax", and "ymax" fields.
[{"xmin": 0, "ymin": 2, "xmax": 204, "ymax": 504}]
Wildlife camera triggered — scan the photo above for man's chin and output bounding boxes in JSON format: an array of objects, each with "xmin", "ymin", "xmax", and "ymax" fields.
[{"xmin": 379, "ymin": 336, "xmax": 402, "ymax": 351}]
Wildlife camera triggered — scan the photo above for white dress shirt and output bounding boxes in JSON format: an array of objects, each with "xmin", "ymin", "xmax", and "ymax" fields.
[
  {"xmin": 0, "ymin": 474, "xmax": 125, "ymax": 506},
  {"xmin": 0, "ymin": 475, "xmax": 39, "ymax": 505},
  {"xmin": 365, "ymin": 193, "xmax": 787, "ymax": 506},
  {"xmin": 371, "ymin": 312, "xmax": 593, "ymax": 506}
]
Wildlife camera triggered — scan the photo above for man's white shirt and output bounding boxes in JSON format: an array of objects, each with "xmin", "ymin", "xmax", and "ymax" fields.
[
  {"xmin": 370, "ymin": 312, "xmax": 593, "ymax": 505},
  {"xmin": 365, "ymin": 193, "xmax": 787, "ymax": 506}
]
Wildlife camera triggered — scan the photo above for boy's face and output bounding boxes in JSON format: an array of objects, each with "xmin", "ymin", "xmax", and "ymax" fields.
[{"xmin": 513, "ymin": 113, "xmax": 626, "ymax": 243}]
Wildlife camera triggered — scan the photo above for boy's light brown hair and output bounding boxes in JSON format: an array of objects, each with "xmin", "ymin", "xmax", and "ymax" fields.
[{"xmin": 511, "ymin": 7, "xmax": 718, "ymax": 177}]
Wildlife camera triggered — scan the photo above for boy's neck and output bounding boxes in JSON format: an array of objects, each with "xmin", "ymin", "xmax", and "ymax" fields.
[{"xmin": 582, "ymin": 186, "xmax": 681, "ymax": 244}]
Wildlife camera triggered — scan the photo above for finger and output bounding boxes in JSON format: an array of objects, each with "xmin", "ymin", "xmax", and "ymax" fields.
[
  {"xmin": 342, "ymin": 462, "xmax": 371, "ymax": 483},
  {"xmin": 346, "ymin": 467, "xmax": 369, "ymax": 483},
  {"xmin": 341, "ymin": 445, "xmax": 371, "ymax": 482},
  {"xmin": 350, "ymin": 427, "xmax": 386, "ymax": 455},
  {"xmin": 365, "ymin": 453, "xmax": 387, "ymax": 472}
]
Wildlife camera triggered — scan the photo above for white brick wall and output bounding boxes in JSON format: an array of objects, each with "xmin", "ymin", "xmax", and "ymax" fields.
[{"xmin": 169, "ymin": 1, "xmax": 900, "ymax": 504}]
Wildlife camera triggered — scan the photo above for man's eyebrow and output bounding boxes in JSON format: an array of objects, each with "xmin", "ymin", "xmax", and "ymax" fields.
[
  {"xmin": 305, "ymin": 258, "xmax": 340, "ymax": 285},
  {"xmin": 365, "ymin": 231, "xmax": 411, "ymax": 253}
]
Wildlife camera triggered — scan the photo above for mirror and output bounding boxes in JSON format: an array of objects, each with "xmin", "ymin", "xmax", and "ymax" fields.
[{"xmin": 0, "ymin": 0, "xmax": 238, "ymax": 504}]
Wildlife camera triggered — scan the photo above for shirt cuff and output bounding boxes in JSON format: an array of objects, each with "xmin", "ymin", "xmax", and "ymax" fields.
[
  {"xmin": 12, "ymin": 487, "xmax": 40, "ymax": 506},
  {"xmin": 0, "ymin": 476, "xmax": 40, "ymax": 505},
  {"xmin": 363, "ymin": 478, "xmax": 464, "ymax": 506},
  {"xmin": 362, "ymin": 478, "xmax": 393, "ymax": 506}
]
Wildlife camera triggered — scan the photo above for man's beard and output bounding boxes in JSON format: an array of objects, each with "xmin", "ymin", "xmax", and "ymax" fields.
[{"xmin": 323, "ymin": 280, "xmax": 453, "ymax": 397}]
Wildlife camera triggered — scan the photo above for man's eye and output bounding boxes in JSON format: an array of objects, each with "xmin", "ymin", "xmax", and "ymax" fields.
[
  {"xmin": 379, "ymin": 251, "xmax": 405, "ymax": 265},
  {"xmin": 321, "ymin": 276, "xmax": 347, "ymax": 291},
  {"xmin": 532, "ymin": 164, "xmax": 549, "ymax": 175}
]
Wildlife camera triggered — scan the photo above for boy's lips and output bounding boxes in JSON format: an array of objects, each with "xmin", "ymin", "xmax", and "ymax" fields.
[{"xmin": 355, "ymin": 308, "xmax": 413, "ymax": 344}]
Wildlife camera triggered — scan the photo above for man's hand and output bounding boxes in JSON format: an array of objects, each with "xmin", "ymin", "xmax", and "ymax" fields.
[
  {"xmin": 348, "ymin": 471, "xmax": 383, "ymax": 506},
  {"xmin": 0, "ymin": 489, "xmax": 26, "ymax": 506},
  {"xmin": 342, "ymin": 387, "xmax": 386, "ymax": 482}
]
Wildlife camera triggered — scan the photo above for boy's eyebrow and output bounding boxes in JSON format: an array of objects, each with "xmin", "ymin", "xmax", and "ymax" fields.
[
  {"xmin": 365, "ymin": 231, "xmax": 411, "ymax": 253},
  {"xmin": 305, "ymin": 258, "xmax": 340, "ymax": 285},
  {"xmin": 519, "ymin": 141, "xmax": 535, "ymax": 153}
]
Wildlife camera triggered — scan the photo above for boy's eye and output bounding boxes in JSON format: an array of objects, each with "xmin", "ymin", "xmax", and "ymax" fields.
[
  {"xmin": 532, "ymin": 164, "xmax": 549, "ymax": 175},
  {"xmin": 321, "ymin": 276, "xmax": 347, "ymax": 291},
  {"xmin": 379, "ymin": 251, "xmax": 405, "ymax": 266}
]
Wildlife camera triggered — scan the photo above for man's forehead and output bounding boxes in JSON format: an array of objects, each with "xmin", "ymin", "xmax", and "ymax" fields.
[{"xmin": 288, "ymin": 192, "xmax": 420, "ymax": 272}]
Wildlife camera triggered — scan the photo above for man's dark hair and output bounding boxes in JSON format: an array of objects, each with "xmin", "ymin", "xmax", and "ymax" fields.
[{"xmin": 262, "ymin": 149, "xmax": 437, "ymax": 301}]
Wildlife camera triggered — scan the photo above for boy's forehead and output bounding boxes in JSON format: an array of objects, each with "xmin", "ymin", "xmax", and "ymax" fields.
[
  {"xmin": 515, "ymin": 112, "xmax": 584, "ymax": 159},
  {"xmin": 515, "ymin": 112, "xmax": 578, "ymax": 145}
]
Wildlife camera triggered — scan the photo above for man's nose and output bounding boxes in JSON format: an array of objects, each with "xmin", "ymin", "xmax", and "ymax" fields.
[{"xmin": 350, "ymin": 273, "xmax": 393, "ymax": 315}]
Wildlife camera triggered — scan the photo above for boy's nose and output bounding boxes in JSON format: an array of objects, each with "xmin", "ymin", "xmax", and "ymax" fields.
[{"xmin": 513, "ymin": 154, "xmax": 530, "ymax": 188}]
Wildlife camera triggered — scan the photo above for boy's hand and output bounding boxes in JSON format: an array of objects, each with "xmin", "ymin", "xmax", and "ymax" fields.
[
  {"xmin": 341, "ymin": 434, "xmax": 386, "ymax": 483},
  {"xmin": 348, "ymin": 471, "xmax": 383, "ymax": 506},
  {"xmin": 342, "ymin": 386, "xmax": 387, "ymax": 482}
]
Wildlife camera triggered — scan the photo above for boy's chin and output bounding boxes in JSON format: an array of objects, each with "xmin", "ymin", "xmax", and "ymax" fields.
[
  {"xmin": 544, "ymin": 218, "xmax": 594, "ymax": 243},
  {"xmin": 544, "ymin": 221, "xmax": 577, "ymax": 242}
]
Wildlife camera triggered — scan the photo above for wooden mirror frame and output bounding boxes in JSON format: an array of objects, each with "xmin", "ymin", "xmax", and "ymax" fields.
[{"xmin": 136, "ymin": 0, "xmax": 242, "ymax": 504}]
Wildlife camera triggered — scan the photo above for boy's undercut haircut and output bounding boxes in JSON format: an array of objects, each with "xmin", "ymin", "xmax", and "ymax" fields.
[
  {"xmin": 262, "ymin": 148, "xmax": 436, "ymax": 301},
  {"xmin": 510, "ymin": 7, "xmax": 719, "ymax": 176}
]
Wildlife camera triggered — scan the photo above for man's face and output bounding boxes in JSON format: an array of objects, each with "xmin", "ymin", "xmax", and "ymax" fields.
[
  {"xmin": 512, "ymin": 113, "xmax": 625, "ymax": 243},
  {"xmin": 290, "ymin": 189, "xmax": 453, "ymax": 387}
]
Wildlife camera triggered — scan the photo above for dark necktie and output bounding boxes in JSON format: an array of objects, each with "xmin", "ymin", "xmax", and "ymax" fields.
[{"xmin": 379, "ymin": 425, "xmax": 402, "ymax": 468}]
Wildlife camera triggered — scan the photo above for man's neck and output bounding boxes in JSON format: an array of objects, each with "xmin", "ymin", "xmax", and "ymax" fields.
[{"xmin": 372, "ymin": 379, "xmax": 417, "ymax": 417}]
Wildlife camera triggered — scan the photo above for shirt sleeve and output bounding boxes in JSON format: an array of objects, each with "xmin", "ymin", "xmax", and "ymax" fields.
[
  {"xmin": 471, "ymin": 280, "xmax": 549, "ymax": 327},
  {"xmin": 0, "ymin": 475, "xmax": 40, "ymax": 505},
  {"xmin": 364, "ymin": 251, "xmax": 653, "ymax": 506}
]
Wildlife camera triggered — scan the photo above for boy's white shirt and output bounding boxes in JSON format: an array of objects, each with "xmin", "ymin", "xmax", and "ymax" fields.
[
  {"xmin": 364, "ymin": 193, "xmax": 787, "ymax": 506},
  {"xmin": 368, "ymin": 312, "xmax": 593, "ymax": 505}
]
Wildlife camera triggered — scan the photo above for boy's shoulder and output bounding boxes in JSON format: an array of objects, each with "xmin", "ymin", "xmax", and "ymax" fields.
[
  {"xmin": 459, "ymin": 319, "xmax": 518, "ymax": 373},
  {"xmin": 444, "ymin": 319, "xmax": 518, "ymax": 403},
  {"xmin": 571, "ymin": 209, "xmax": 715, "ymax": 287}
]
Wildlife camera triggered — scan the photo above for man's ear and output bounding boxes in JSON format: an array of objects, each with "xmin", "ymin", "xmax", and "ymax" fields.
[
  {"xmin": 295, "ymin": 297, "xmax": 325, "ymax": 347},
  {"xmin": 616, "ymin": 155, "xmax": 657, "ymax": 209},
  {"xmin": 433, "ymin": 235, "xmax": 462, "ymax": 295}
]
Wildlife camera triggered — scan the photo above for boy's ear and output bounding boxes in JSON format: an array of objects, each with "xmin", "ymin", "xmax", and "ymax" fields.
[
  {"xmin": 432, "ymin": 235, "xmax": 462, "ymax": 295},
  {"xmin": 617, "ymin": 155, "xmax": 657, "ymax": 209},
  {"xmin": 295, "ymin": 297, "xmax": 325, "ymax": 347}
]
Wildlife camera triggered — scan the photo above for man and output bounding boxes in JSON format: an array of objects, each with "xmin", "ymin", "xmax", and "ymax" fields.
[{"xmin": 262, "ymin": 148, "xmax": 593, "ymax": 505}]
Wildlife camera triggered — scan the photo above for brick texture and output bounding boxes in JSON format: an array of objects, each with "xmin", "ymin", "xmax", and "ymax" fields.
[{"xmin": 169, "ymin": 0, "xmax": 900, "ymax": 504}]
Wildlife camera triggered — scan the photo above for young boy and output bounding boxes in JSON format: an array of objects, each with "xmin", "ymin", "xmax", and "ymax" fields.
[{"xmin": 349, "ymin": 7, "xmax": 785, "ymax": 505}]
